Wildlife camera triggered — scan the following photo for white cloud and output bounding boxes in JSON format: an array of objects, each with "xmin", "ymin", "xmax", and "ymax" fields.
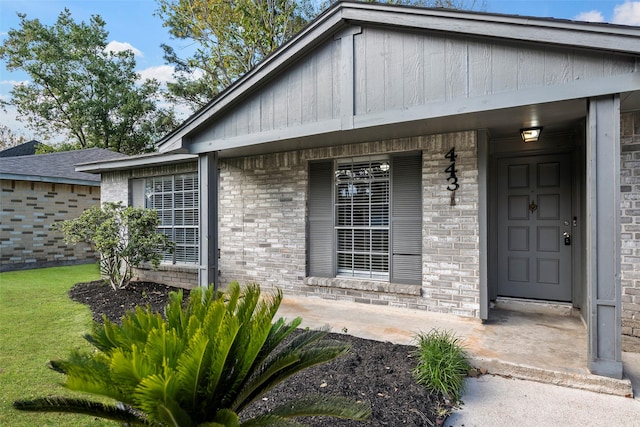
[
  {"xmin": 613, "ymin": 1, "xmax": 640, "ymax": 25},
  {"xmin": 138, "ymin": 65, "xmax": 176, "ymax": 84},
  {"xmin": 0, "ymin": 79, "xmax": 29, "ymax": 87},
  {"xmin": 105, "ymin": 40, "xmax": 143, "ymax": 57},
  {"xmin": 573, "ymin": 10, "xmax": 605, "ymax": 22}
]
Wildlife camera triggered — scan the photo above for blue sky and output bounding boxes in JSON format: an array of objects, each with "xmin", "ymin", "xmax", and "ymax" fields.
[{"xmin": 2, "ymin": 0, "xmax": 640, "ymax": 142}]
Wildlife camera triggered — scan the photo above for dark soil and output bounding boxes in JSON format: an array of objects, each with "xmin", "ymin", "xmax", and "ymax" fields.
[{"xmin": 69, "ymin": 280, "xmax": 446, "ymax": 426}]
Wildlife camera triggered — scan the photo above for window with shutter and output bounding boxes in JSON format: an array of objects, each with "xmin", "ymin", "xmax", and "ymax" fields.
[
  {"xmin": 144, "ymin": 173, "xmax": 199, "ymax": 264},
  {"xmin": 308, "ymin": 153, "xmax": 422, "ymax": 285}
]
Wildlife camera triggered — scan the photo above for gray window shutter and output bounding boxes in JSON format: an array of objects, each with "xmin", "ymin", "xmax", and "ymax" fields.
[
  {"xmin": 130, "ymin": 178, "xmax": 144, "ymax": 208},
  {"xmin": 391, "ymin": 154, "xmax": 422, "ymax": 284},
  {"xmin": 308, "ymin": 161, "xmax": 334, "ymax": 277}
]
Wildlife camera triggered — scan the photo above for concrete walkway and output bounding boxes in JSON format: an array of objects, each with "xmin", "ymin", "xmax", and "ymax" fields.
[{"xmin": 276, "ymin": 294, "xmax": 640, "ymax": 424}]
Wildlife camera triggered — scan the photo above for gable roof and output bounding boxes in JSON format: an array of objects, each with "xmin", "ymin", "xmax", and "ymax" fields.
[
  {"xmin": 156, "ymin": 1, "xmax": 640, "ymax": 154},
  {"xmin": 0, "ymin": 140, "xmax": 44, "ymax": 157},
  {"xmin": 0, "ymin": 148, "xmax": 128, "ymax": 185}
]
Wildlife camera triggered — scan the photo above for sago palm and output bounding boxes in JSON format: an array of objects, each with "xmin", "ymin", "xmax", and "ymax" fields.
[{"xmin": 14, "ymin": 282, "xmax": 371, "ymax": 426}]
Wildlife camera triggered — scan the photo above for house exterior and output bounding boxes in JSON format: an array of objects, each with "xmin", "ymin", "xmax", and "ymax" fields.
[
  {"xmin": 0, "ymin": 148, "xmax": 127, "ymax": 271},
  {"xmin": 78, "ymin": 2, "xmax": 640, "ymax": 380}
]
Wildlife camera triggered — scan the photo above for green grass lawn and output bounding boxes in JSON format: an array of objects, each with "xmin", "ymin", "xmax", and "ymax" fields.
[{"xmin": 0, "ymin": 264, "xmax": 117, "ymax": 426}]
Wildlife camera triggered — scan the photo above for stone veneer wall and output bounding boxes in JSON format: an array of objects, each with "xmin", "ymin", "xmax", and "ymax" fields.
[
  {"xmin": 218, "ymin": 131, "xmax": 480, "ymax": 318},
  {"xmin": 0, "ymin": 179, "xmax": 100, "ymax": 272},
  {"xmin": 100, "ymin": 162, "xmax": 199, "ymax": 287},
  {"xmin": 620, "ymin": 111, "xmax": 640, "ymax": 347}
]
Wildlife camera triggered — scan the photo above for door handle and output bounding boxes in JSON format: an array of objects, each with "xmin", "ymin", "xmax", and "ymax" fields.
[{"xmin": 563, "ymin": 232, "xmax": 571, "ymax": 246}]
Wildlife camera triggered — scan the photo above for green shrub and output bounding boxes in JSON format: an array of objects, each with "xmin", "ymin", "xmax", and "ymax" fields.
[
  {"xmin": 14, "ymin": 282, "xmax": 371, "ymax": 426},
  {"xmin": 54, "ymin": 201, "xmax": 174, "ymax": 290},
  {"xmin": 412, "ymin": 329, "xmax": 471, "ymax": 405}
]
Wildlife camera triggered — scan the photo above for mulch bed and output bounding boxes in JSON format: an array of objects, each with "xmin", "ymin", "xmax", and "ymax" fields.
[{"xmin": 69, "ymin": 280, "xmax": 446, "ymax": 426}]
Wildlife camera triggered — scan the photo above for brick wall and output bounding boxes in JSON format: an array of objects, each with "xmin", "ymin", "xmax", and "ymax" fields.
[
  {"xmin": 218, "ymin": 131, "xmax": 480, "ymax": 318},
  {"xmin": 100, "ymin": 162, "xmax": 199, "ymax": 288},
  {"xmin": 0, "ymin": 179, "xmax": 100, "ymax": 272},
  {"xmin": 620, "ymin": 111, "xmax": 640, "ymax": 346}
]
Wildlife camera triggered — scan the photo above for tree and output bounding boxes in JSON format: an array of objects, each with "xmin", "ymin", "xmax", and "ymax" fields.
[
  {"xmin": 0, "ymin": 9, "xmax": 178, "ymax": 154},
  {"xmin": 0, "ymin": 124, "xmax": 26, "ymax": 150},
  {"xmin": 55, "ymin": 202, "xmax": 174, "ymax": 290},
  {"xmin": 156, "ymin": 0, "xmax": 317, "ymax": 110},
  {"xmin": 14, "ymin": 282, "xmax": 372, "ymax": 426},
  {"xmin": 156, "ymin": 0, "xmax": 484, "ymax": 112}
]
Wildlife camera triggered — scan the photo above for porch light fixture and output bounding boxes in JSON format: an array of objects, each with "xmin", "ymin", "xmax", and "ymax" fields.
[{"xmin": 520, "ymin": 127, "xmax": 543, "ymax": 143}]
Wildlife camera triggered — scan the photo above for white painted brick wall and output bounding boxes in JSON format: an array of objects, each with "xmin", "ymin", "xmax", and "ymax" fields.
[
  {"xmin": 218, "ymin": 131, "xmax": 480, "ymax": 317},
  {"xmin": 621, "ymin": 111, "xmax": 640, "ymax": 343}
]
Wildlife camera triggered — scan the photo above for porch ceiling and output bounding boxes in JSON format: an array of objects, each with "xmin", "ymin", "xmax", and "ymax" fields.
[{"xmin": 215, "ymin": 98, "xmax": 587, "ymax": 158}]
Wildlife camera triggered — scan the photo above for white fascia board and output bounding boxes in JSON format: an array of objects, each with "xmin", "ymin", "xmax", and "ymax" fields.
[{"xmin": 76, "ymin": 153, "xmax": 197, "ymax": 173}]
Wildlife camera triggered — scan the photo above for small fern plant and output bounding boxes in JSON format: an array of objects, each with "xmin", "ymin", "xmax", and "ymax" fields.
[
  {"xmin": 14, "ymin": 282, "xmax": 371, "ymax": 426},
  {"xmin": 412, "ymin": 329, "xmax": 471, "ymax": 406}
]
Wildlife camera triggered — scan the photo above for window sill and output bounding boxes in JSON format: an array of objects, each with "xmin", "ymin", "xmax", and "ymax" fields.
[
  {"xmin": 137, "ymin": 263, "xmax": 199, "ymax": 273},
  {"xmin": 304, "ymin": 276, "xmax": 421, "ymax": 296}
]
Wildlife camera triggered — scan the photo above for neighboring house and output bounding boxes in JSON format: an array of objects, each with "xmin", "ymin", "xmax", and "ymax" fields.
[
  {"xmin": 0, "ymin": 148, "xmax": 128, "ymax": 272},
  {"xmin": 0, "ymin": 140, "xmax": 44, "ymax": 157},
  {"xmin": 78, "ymin": 2, "xmax": 640, "ymax": 380}
]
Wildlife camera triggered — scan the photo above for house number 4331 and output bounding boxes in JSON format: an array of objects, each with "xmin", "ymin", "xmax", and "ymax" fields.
[{"xmin": 445, "ymin": 148, "xmax": 459, "ymax": 191}]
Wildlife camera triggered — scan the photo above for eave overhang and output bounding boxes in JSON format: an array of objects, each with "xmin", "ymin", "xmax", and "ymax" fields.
[{"xmin": 76, "ymin": 152, "xmax": 197, "ymax": 174}]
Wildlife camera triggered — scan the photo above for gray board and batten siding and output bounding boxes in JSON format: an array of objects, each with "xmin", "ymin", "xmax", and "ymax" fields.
[{"xmin": 187, "ymin": 25, "xmax": 637, "ymax": 156}]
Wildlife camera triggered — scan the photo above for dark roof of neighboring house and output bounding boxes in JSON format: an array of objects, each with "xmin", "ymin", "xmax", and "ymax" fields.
[
  {"xmin": 0, "ymin": 148, "xmax": 129, "ymax": 186},
  {"xmin": 0, "ymin": 140, "xmax": 44, "ymax": 157}
]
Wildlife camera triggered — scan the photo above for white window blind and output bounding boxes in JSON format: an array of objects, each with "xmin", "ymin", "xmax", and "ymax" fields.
[
  {"xmin": 145, "ymin": 174, "xmax": 199, "ymax": 264},
  {"xmin": 335, "ymin": 156, "xmax": 390, "ymax": 279}
]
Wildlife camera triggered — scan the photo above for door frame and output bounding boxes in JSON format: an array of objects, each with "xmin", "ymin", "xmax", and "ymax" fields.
[{"xmin": 487, "ymin": 131, "xmax": 583, "ymax": 308}]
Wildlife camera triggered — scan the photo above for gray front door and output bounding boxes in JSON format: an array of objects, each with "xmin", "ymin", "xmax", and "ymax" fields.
[{"xmin": 497, "ymin": 154, "xmax": 572, "ymax": 302}]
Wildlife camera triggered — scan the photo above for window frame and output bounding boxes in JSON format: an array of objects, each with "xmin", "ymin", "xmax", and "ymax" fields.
[
  {"xmin": 143, "ymin": 173, "xmax": 199, "ymax": 265},
  {"xmin": 334, "ymin": 155, "xmax": 391, "ymax": 280}
]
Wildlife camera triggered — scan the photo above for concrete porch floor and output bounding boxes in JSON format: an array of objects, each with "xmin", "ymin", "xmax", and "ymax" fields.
[{"xmin": 276, "ymin": 294, "xmax": 637, "ymax": 398}]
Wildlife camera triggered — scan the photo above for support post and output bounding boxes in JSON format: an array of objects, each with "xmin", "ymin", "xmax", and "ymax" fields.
[
  {"xmin": 478, "ymin": 130, "xmax": 489, "ymax": 320},
  {"xmin": 199, "ymin": 152, "xmax": 218, "ymax": 289},
  {"xmin": 586, "ymin": 95, "xmax": 622, "ymax": 378}
]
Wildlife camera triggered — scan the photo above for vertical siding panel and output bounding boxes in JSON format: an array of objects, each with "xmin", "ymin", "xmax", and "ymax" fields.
[
  {"xmin": 213, "ymin": 116, "xmax": 225, "ymax": 140},
  {"xmin": 248, "ymin": 96, "xmax": 261, "ymax": 134},
  {"xmin": 403, "ymin": 33, "xmax": 424, "ymax": 108},
  {"xmin": 445, "ymin": 37, "xmax": 468, "ymax": 101},
  {"xmin": 573, "ymin": 52, "xmax": 604, "ymax": 80},
  {"xmin": 301, "ymin": 54, "xmax": 317, "ymax": 124},
  {"xmin": 468, "ymin": 41, "xmax": 492, "ymax": 97},
  {"xmin": 517, "ymin": 47, "xmax": 545, "ymax": 89},
  {"xmin": 287, "ymin": 65, "xmax": 302, "ymax": 127},
  {"xmin": 224, "ymin": 107, "xmax": 237, "ymax": 138},
  {"xmin": 273, "ymin": 78, "xmax": 288, "ymax": 129},
  {"xmin": 544, "ymin": 50, "xmax": 572, "ymax": 85},
  {"xmin": 316, "ymin": 42, "xmax": 334, "ymax": 121},
  {"xmin": 424, "ymin": 35, "xmax": 446, "ymax": 102},
  {"xmin": 491, "ymin": 44, "xmax": 518, "ymax": 93},
  {"xmin": 604, "ymin": 55, "xmax": 636, "ymax": 75},
  {"xmin": 573, "ymin": 54, "xmax": 604, "ymax": 79},
  {"xmin": 260, "ymin": 90, "xmax": 274, "ymax": 132},
  {"xmin": 332, "ymin": 39, "xmax": 341, "ymax": 120},
  {"xmin": 235, "ymin": 102, "xmax": 250, "ymax": 136},
  {"xmin": 366, "ymin": 27, "xmax": 385, "ymax": 113},
  {"xmin": 354, "ymin": 32, "xmax": 366, "ymax": 115},
  {"xmin": 385, "ymin": 31, "xmax": 404, "ymax": 110}
]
